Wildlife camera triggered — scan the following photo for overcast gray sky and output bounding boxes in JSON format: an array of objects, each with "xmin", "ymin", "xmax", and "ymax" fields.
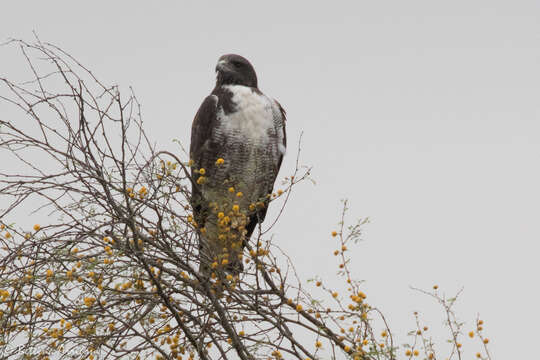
[{"xmin": 2, "ymin": 1, "xmax": 539, "ymax": 358}]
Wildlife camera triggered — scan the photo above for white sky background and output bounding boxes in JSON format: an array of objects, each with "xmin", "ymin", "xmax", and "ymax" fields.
[{"xmin": 2, "ymin": 1, "xmax": 539, "ymax": 358}]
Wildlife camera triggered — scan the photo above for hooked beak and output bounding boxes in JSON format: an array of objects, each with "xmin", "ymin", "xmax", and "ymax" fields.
[{"xmin": 215, "ymin": 60, "xmax": 232, "ymax": 73}]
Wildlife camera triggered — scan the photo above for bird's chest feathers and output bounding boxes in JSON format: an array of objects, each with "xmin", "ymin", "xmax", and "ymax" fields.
[{"xmin": 218, "ymin": 85, "xmax": 274, "ymax": 142}]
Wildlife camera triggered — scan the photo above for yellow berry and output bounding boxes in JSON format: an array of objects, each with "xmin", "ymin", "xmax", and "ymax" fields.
[
  {"xmin": 33, "ymin": 224, "xmax": 41, "ymax": 231},
  {"xmin": 296, "ymin": 304, "xmax": 303, "ymax": 312},
  {"xmin": 413, "ymin": 350, "xmax": 419, "ymax": 356},
  {"xmin": 469, "ymin": 331, "xmax": 474, "ymax": 338},
  {"xmin": 331, "ymin": 231, "xmax": 337, "ymax": 237},
  {"xmin": 215, "ymin": 158, "xmax": 225, "ymax": 165},
  {"xmin": 199, "ymin": 168, "xmax": 206, "ymax": 175}
]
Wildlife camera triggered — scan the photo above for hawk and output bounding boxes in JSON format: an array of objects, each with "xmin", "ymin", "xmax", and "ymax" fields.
[{"xmin": 190, "ymin": 54, "xmax": 286, "ymax": 275}]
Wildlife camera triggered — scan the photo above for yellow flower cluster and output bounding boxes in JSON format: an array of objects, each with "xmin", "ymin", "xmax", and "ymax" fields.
[
  {"xmin": 404, "ymin": 349, "xmax": 420, "ymax": 356},
  {"xmin": 138, "ymin": 186, "xmax": 148, "ymax": 199},
  {"xmin": 158, "ymin": 160, "xmax": 178, "ymax": 178},
  {"xmin": 186, "ymin": 215, "xmax": 197, "ymax": 228},
  {"xmin": 83, "ymin": 297, "xmax": 96, "ymax": 307}
]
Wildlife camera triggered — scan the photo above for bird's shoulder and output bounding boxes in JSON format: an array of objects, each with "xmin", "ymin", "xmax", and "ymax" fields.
[
  {"xmin": 190, "ymin": 95, "xmax": 218, "ymax": 159},
  {"xmin": 273, "ymin": 99, "xmax": 286, "ymax": 120}
]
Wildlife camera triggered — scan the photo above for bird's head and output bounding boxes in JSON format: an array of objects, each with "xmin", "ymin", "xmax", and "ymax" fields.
[{"xmin": 215, "ymin": 54, "xmax": 258, "ymax": 88}]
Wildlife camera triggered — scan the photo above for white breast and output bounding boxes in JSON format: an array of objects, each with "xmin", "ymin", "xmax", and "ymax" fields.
[{"xmin": 219, "ymin": 85, "xmax": 275, "ymax": 143}]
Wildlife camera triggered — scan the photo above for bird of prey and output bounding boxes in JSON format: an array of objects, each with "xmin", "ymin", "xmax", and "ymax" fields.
[{"xmin": 190, "ymin": 54, "xmax": 286, "ymax": 275}]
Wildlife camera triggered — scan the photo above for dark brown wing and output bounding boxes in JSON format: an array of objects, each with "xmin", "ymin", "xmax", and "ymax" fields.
[
  {"xmin": 275, "ymin": 100, "xmax": 287, "ymax": 171},
  {"xmin": 189, "ymin": 95, "xmax": 218, "ymax": 230},
  {"xmin": 190, "ymin": 95, "xmax": 218, "ymax": 167}
]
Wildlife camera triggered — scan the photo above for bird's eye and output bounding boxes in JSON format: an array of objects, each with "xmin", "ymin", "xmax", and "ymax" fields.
[{"xmin": 232, "ymin": 61, "xmax": 243, "ymax": 68}]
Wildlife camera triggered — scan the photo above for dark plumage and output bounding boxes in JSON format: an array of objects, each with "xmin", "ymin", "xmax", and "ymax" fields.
[{"xmin": 190, "ymin": 54, "xmax": 286, "ymax": 275}]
